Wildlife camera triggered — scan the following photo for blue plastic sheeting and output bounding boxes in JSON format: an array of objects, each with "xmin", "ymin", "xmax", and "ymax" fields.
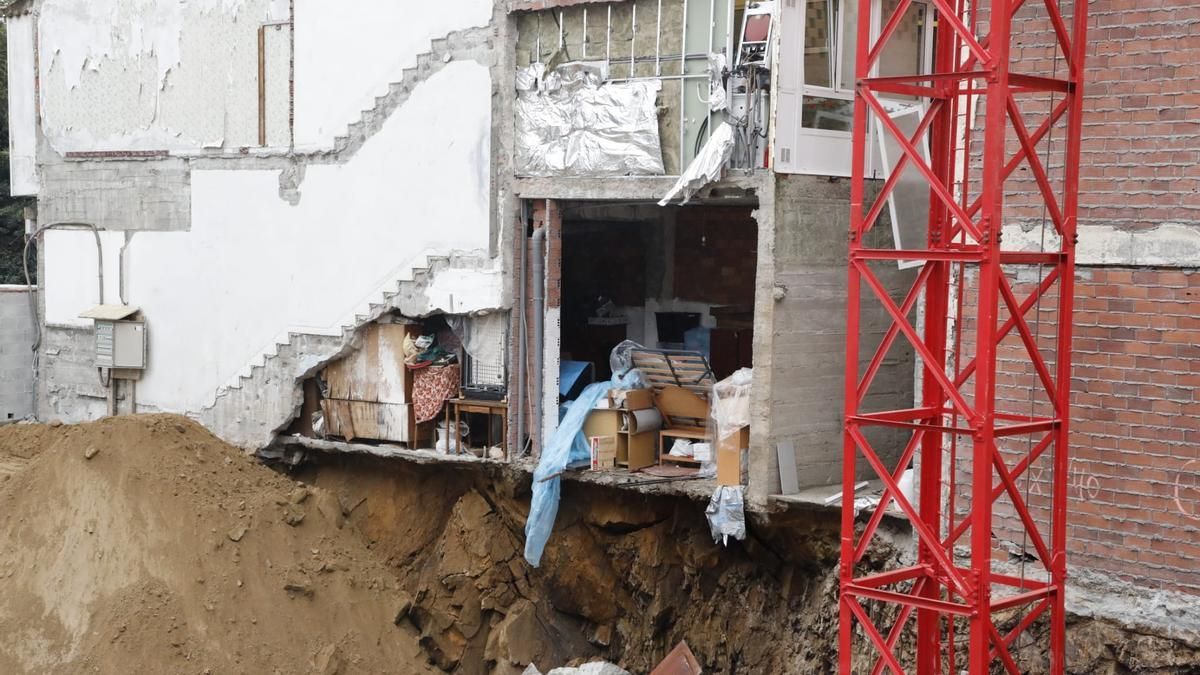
[
  {"xmin": 559, "ymin": 360, "xmax": 595, "ymax": 399},
  {"xmin": 524, "ymin": 381, "xmax": 613, "ymax": 567}
]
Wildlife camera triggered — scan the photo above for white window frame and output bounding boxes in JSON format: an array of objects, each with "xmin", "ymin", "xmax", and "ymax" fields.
[{"xmin": 774, "ymin": 0, "xmax": 934, "ymax": 178}]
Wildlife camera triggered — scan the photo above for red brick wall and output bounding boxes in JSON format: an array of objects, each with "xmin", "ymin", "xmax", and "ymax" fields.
[
  {"xmin": 954, "ymin": 267, "xmax": 1200, "ymax": 594},
  {"xmin": 995, "ymin": 0, "xmax": 1200, "ymax": 232},
  {"xmin": 673, "ymin": 206, "xmax": 759, "ymax": 307},
  {"xmin": 947, "ymin": 0, "xmax": 1200, "ymax": 594}
]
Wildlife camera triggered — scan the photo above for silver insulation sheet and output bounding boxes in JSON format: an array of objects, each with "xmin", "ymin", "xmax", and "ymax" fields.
[{"xmin": 515, "ymin": 63, "xmax": 665, "ymax": 177}]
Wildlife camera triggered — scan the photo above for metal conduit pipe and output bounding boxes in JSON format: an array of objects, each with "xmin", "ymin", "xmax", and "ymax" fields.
[
  {"xmin": 514, "ymin": 207, "xmax": 529, "ymax": 458},
  {"xmin": 528, "ymin": 224, "xmax": 547, "ymax": 459}
]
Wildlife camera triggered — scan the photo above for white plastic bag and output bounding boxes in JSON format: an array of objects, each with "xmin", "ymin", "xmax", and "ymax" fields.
[
  {"xmin": 706, "ymin": 485, "xmax": 746, "ymax": 545},
  {"xmin": 669, "ymin": 439, "xmax": 694, "ymax": 457}
]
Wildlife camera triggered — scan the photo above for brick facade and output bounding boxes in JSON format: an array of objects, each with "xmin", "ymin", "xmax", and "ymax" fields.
[
  {"xmin": 962, "ymin": 268, "xmax": 1200, "ymax": 594},
  {"xmin": 951, "ymin": 0, "xmax": 1200, "ymax": 594},
  {"xmin": 999, "ymin": 0, "xmax": 1200, "ymax": 232}
]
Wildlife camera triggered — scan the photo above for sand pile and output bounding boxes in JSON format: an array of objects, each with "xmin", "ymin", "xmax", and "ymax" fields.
[{"xmin": 0, "ymin": 414, "xmax": 433, "ymax": 675}]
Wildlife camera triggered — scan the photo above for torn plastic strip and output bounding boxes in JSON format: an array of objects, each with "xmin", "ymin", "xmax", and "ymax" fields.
[{"xmin": 658, "ymin": 120, "xmax": 735, "ymax": 206}]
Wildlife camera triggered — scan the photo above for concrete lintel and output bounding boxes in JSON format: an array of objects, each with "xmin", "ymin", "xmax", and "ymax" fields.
[
  {"xmin": 514, "ymin": 172, "xmax": 767, "ymax": 202},
  {"xmin": 1004, "ymin": 221, "xmax": 1200, "ymax": 269}
]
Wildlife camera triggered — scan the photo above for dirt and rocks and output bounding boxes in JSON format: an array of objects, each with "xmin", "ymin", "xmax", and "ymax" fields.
[
  {"xmin": 0, "ymin": 415, "xmax": 435, "ymax": 674},
  {"xmin": 0, "ymin": 414, "xmax": 1198, "ymax": 674}
]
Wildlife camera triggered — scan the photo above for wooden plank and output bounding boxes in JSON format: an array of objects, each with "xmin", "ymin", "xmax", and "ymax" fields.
[
  {"xmin": 655, "ymin": 385, "xmax": 710, "ymax": 420},
  {"xmin": 321, "ymin": 399, "xmax": 410, "ymax": 443},
  {"xmin": 323, "ymin": 324, "xmax": 410, "ymax": 404}
]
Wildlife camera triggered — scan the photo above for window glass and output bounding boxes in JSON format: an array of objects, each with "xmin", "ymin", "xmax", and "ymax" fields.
[
  {"xmin": 879, "ymin": 0, "xmax": 927, "ymax": 80},
  {"xmin": 838, "ymin": 0, "xmax": 859, "ymax": 90},
  {"xmin": 802, "ymin": 95, "xmax": 855, "ymax": 131},
  {"xmin": 804, "ymin": 0, "xmax": 835, "ymax": 88}
]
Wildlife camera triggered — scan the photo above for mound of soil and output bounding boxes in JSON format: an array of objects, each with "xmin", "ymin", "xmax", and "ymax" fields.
[{"xmin": 0, "ymin": 415, "xmax": 433, "ymax": 675}]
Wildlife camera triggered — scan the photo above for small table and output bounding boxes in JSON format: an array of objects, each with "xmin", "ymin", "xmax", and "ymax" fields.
[{"xmin": 445, "ymin": 398, "xmax": 509, "ymax": 459}]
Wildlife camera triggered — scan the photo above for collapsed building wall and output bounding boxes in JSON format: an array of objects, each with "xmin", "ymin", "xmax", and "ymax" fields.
[{"xmin": 21, "ymin": 0, "xmax": 514, "ymax": 447}]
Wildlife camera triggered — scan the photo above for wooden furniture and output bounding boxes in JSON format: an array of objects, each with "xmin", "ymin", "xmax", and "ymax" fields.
[
  {"xmin": 445, "ymin": 397, "xmax": 509, "ymax": 459},
  {"xmin": 583, "ymin": 407, "xmax": 658, "ymax": 471},
  {"xmin": 655, "ymin": 385, "xmax": 712, "ymax": 467},
  {"xmin": 629, "ymin": 348, "xmax": 716, "ymax": 395},
  {"xmin": 709, "ymin": 327, "xmax": 754, "ymax": 380}
]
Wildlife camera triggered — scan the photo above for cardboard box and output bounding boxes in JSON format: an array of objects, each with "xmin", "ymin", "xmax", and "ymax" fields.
[
  {"xmin": 583, "ymin": 409, "xmax": 621, "ymax": 437},
  {"xmin": 624, "ymin": 388, "xmax": 654, "ymax": 411},
  {"xmin": 716, "ymin": 426, "xmax": 749, "ymax": 486},
  {"xmin": 590, "ymin": 436, "xmax": 618, "ymax": 470}
]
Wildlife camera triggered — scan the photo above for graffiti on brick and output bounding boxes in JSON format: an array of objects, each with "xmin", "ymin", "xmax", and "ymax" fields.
[
  {"xmin": 1174, "ymin": 459, "xmax": 1200, "ymax": 522},
  {"xmin": 1029, "ymin": 460, "xmax": 1101, "ymax": 502}
]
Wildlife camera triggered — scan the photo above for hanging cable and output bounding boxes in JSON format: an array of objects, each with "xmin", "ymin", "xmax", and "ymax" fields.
[{"xmin": 1017, "ymin": 12, "xmax": 1065, "ymax": 664}]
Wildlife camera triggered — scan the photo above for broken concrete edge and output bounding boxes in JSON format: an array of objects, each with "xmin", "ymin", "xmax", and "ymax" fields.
[
  {"xmin": 273, "ymin": 433, "xmax": 871, "ymax": 520},
  {"xmin": 1049, "ymin": 564, "xmax": 1200, "ymax": 647},
  {"xmin": 195, "ymin": 252, "xmax": 505, "ymax": 448}
]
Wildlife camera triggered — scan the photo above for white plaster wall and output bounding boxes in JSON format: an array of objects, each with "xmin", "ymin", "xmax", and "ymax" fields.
[
  {"xmin": 44, "ymin": 61, "xmax": 496, "ymax": 413},
  {"xmin": 43, "ymin": 230, "xmax": 126, "ymax": 325},
  {"xmin": 7, "ymin": 14, "xmax": 38, "ymax": 194},
  {"xmin": 37, "ymin": 0, "xmax": 284, "ymax": 153},
  {"xmin": 292, "ymin": 0, "xmax": 493, "ymax": 151}
]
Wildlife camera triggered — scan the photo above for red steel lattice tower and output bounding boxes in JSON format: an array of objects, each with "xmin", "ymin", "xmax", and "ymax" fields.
[{"xmin": 838, "ymin": 0, "xmax": 1090, "ymax": 668}]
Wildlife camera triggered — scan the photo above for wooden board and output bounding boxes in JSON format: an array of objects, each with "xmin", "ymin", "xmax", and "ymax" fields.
[
  {"xmin": 321, "ymin": 399, "xmax": 411, "ymax": 443},
  {"xmin": 323, "ymin": 323, "xmax": 412, "ymax": 405},
  {"xmin": 655, "ymin": 386, "xmax": 710, "ymax": 423}
]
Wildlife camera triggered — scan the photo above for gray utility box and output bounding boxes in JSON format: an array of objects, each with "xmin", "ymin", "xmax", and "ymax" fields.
[
  {"xmin": 95, "ymin": 320, "xmax": 146, "ymax": 369},
  {"xmin": 78, "ymin": 305, "xmax": 147, "ymax": 371}
]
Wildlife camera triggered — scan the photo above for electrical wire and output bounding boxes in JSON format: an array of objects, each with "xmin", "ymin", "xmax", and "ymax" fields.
[{"xmin": 23, "ymin": 222, "xmax": 109, "ymax": 411}]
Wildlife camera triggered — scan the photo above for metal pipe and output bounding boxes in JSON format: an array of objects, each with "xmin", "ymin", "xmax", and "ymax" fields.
[
  {"xmin": 24, "ymin": 221, "xmax": 106, "ymax": 418},
  {"xmin": 706, "ymin": 0, "xmax": 715, "ymax": 147},
  {"xmin": 583, "ymin": 8, "xmax": 588, "ymax": 58},
  {"xmin": 655, "ymin": 0, "xmax": 662, "ymax": 76},
  {"xmin": 514, "ymin": 205, "xmax": 528, "ymax": 459},
  {"xmin": 606, "ymin": 4, "xmax": 612, "ymax": 73},
  {"xmin": 257, "ymin": 25, "xmax": 266, "ymax": 147},
  {"xmin": 529, "ymin": 221, "xmax": 548, "ymax": 458},
  {"xmin": 630, "ymin": 3, "xmax": 637, "ymax": 77},
  {"xmin": 679, "ymin": 0, "xmax": 689, "ymax": 167}
]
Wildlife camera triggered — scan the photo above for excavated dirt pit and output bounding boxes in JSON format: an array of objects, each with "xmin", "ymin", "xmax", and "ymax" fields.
[{"xmin": 0, "ymin": 415, "xmax": 1197, "ymax": 674}]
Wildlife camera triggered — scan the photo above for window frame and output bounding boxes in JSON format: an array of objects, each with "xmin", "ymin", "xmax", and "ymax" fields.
[{"xmin": 776, "ymin": 0, "xmax": 935, "ymax": 177}]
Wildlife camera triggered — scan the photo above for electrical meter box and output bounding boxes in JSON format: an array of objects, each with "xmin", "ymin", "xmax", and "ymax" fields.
[
  {"xmin": 95, "ymin": 320, "xmax": 146, "ymax": 369},
  {"xmin": 79, "ymin": 305, "xmax": 147, "ymax": 371}
]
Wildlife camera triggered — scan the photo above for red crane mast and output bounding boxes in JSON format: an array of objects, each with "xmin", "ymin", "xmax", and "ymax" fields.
[{"xmin": 838, "ymin": 0, "xmax": 1090, "ymax": 669}]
